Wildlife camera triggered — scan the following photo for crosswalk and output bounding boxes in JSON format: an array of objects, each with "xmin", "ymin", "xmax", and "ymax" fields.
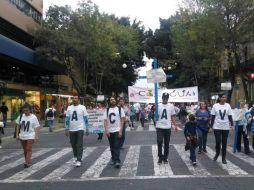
[{"xmin": 0, "ymin": 144, "xmax": 254, "ymax": 183}]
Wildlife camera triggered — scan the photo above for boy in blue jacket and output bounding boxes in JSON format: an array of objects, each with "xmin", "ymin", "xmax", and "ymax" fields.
[{"xmin": 184, "ymin": 114, "xmax": 198, "ymax": 166}]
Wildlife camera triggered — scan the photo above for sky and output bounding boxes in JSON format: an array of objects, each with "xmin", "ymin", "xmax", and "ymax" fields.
[{"xmin": 43, "ymin": 0, "xmax": 182, "ymax": 31}]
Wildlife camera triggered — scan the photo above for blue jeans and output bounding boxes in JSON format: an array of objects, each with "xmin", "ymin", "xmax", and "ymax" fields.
[
  {"xmin": 197, "ymin": 128, "xmax": 208, "ymax": 151},
  {"xmin": 108, "ymin": 132, "xmax": 121, "ymax": 163},
  {"xmin": 47, "ymin": 120, "xmax": 54, "ymax": 131},
  {"xmin": 190, "ymin": 146, "xmax": 196, "ymax": 162}
]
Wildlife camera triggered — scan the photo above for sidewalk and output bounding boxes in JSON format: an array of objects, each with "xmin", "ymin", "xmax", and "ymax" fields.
[{"xmin": 1, "ymin": 120, "xmax": 65, "ymax": 141}]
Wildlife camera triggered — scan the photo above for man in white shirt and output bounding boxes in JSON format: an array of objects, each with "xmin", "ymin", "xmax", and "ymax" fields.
[
  {"xmin": 104, "ymin": 96, "xmax": 125, "ymax": 168},
  {"xmin": 45, "ymin": 104, "xmax": 56, "ymax": 132},
  {"xmin": 65, "ymin": 96, "xmax": 89, "ymax": 167},
  {"xmin": 156, "ymin": 93, "xmax": 178, "ymax": 164}
]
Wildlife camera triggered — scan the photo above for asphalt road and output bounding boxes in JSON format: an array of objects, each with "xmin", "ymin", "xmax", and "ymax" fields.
[{"xmin": 0, "ymin": 121, "xmax": 254, "ymax": 190}]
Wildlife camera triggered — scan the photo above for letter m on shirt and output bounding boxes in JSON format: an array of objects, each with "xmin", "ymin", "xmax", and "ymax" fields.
[{"xmin": 21, "ymin": 121, "xmax": 30, "ymax": 132}]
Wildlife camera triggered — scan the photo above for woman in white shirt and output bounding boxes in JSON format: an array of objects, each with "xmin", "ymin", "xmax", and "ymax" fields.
[
  {"xmin": 211, "ymin": 93, "xmax": 234, "ymax": 164},
  {"xmin": 16, "ymin": 104, "xmax": 40, "ymax": 168}
]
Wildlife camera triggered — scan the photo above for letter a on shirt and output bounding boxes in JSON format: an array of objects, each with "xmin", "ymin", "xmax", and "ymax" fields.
[
  {"xmin": 71, "ymin": 111, "xmax": 78, "ymax": 121},
  {"xmin": 161, "ymin": 109, "xmax": 167, "ymax": 120}
]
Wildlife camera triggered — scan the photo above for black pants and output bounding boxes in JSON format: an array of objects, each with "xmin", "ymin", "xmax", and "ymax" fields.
[
  {"xmin": 108, "ymin": 132, "xmax": 121, "ymax": 163},
  {"xmin": 157, "ymin": 128, "xmax": 171, "ymax": 159},
  {"xmin": 119, "ymin": 122, "xmax": 126, "ymax": 148},
  {"xmin": 69, "ymin": 130, "xmax": 84, "ymax": 161},
  {"xmin": 98, "ymin": 133, "xmax": 103, "ymax": 140},
  {"xmin": 214, "ymin": 129, "xmax": 229, "ymax": 160},
  {"xmin": 236, "ymin": 125, "xmax": 250, "ymax": 152}
]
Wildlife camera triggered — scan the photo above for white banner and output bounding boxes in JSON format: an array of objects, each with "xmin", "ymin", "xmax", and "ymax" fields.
[
  {"xmin": 128, "ymin": 86, "xmax": 198, "ymax": 103},
  {"xmin": 87, "ymin": 109, "xmax": 105, "ymax": 134}
]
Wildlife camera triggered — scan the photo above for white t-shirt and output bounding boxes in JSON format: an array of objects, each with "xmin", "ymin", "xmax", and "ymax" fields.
[
  {"xmin": 104, "ymin": 107, "xmax": 125, "ymax": 133},
  {"xmin": 16, "ymin": 114, "xmax": 40, "ymax": 140},
  {"xmin": 156, "ymin": 103, "xmax": 176, "ymax": 129},
  {"xmin": 45, "ymin": 108, "xmax": 56, "ymax": 120},
  {"xmin": 66, "ymin": 105, "xmax": 88, "ymax": 131},
  {"xmin": 211, "ymin": 103, "xmax": 233, "ymax": 130}
]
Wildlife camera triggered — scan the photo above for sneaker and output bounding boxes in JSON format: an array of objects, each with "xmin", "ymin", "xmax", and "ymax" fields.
[
  {"xmin": 245, "ymin": 150, "xmax": 251, "ymax": 155},
  {"xmin": 24, "ymin": 163, "xmax": 30, "ymax": 168},
  {"xmin": 109, "ymin": 160, "xmax": 115, "ymax": 165},
  {"xmin": 73, "ymin": 157, "xmax": 77, "ymax": 165},
  {"xmin": 163, "ymin": 159, "xmax": 168, "ymax": 164},
  {"xmin": 222, "ymin": 159, "xmax": 227, "ymax": 164},
  {"xmin": 75, "ymin": 161, "xmax": 81, "ymax": 167},
  {"xmin": 213, "ymin": 154, "xmax": 219, "ymax": 161},
  {"xmin": 158, "ymin": 158, "xmax": 163, "ymax": 164},
  {"xmin": 192, "ymin": 161, "xmax": 197, "ymax": 166},
  {"xmin": 198, "ymin": 150, "xmax": 202, "ymax": 154},
  {"xmin": 115, "ymin": 162, "xmax": 121, "ymax": 168},
  {"xmin": 203, "ymin": 149, "xmax": 207, "ymax": 153}
]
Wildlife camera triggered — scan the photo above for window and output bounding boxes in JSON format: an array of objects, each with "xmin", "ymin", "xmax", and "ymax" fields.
[{"xmin": 8, "ymin": 0, "xmax": 42, "ymax": 24}]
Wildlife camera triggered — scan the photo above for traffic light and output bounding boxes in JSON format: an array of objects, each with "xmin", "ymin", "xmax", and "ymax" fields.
[{"xmin": 251, "ymin": 73, "xmax": 254, "ymax": 79}]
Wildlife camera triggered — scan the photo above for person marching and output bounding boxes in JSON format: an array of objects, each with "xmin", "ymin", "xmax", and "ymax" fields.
[
  {"xmin": 104, "ymin": 96, "xmax": 125, "ymax": 168},
  {"xmin": 15, "ymin": 103, "xmax": 40, "ymax": 168},
  {"xmin": 65, "ymin": 96, "xmax": 89, "ymax": 167},
  {"xmin": 0, "ymin": 110, "xmax": 4, "ymax": 148},
  {"xmin": 156, "ymin": 92, "xmax": 178, "ymax": 164},
  {"xmin": 195, "ymin": 101, "xmax": 211, "ymax": 154},
  {"xmin": 211, "ymin": 93, "xmax": 234, "ymax": 164},
  {"xmin": 118, "ymin": 97, "xmax": 128, "ymax": 149}
]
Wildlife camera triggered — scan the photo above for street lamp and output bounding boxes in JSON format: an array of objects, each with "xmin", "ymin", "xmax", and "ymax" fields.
[{"xmin": 122, "ymin": 63, "xmax": 127, "ymax": 69}]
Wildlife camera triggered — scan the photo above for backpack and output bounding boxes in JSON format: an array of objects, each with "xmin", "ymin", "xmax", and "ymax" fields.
[
  {"xmin": 107, "ymin": 106, "xmax": 121, "ymax": 118},
  {"xmin": 47, "ymin": 109, "xmax": 54, "ymax": 117}
]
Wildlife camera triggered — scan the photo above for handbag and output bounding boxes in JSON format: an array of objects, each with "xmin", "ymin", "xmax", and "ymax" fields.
[
  {"xmin": 0, "ymin": 121, "xmax": 4, "ymax": 127},
  {"xmin": 13, "ymin": 114, "xmax": 23, "ymax": 138}
]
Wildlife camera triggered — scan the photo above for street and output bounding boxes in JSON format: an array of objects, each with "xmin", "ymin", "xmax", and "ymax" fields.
[{"xmin": 0, "ymin": 121, "xmax": 254, "ymax": 190}]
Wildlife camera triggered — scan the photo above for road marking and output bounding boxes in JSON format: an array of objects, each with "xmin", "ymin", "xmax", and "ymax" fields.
[
  {"xmin": 119, "ymin": 145, "xmax": 140, "ymax": 177},
  {"xmin": 0, "ymin": 150, "xmax": 23, "ymax": 163},
  {"xmin": 0, "ymin": 149, "xmax": 53, "ymax": 175},
  {"xmin": 174, "ymin": 144, "xmax": 211, "ymax": 176},
  {"xmin": 152, "ymin": 145, "xmax": 174, "ymax": 176},
  {"xmin": 205, "ymin": 147, "xmax": 248, "ymax": 176},
  {"xmin": 81, "ymin": 147, "xmax": 111, "ymax": 178},
  {"xmin": 42, "ymin": 147, "xmax": 96, "ymax": 181},
  {"xmin": 136, "ymin": 125, "xmax": 143, "ymax": 131},
  {"xmin": 148, "ymin": 125, "xmax": 156, "ymax": 131},
  {"xmin": 7, "ymin": 148, "xmax": 71, "ymax": 181},
  {"xmin": 228, "ymin": 151, "xmax": 254, "ymax": 167}
]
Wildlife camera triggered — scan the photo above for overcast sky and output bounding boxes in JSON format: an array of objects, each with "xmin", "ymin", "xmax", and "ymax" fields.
[{"xmin": 43, "ymin": 0, "xmax": 182, "ymax": 30}]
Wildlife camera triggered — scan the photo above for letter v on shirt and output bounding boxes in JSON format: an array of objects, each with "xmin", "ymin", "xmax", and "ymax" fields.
[
  {"xmin": 211, "ymin": 103, "xmax": 233, "ymax": 130},
  {"xmin": 104, "ymin": 107, "xmax": 125, "ymax": 133}
]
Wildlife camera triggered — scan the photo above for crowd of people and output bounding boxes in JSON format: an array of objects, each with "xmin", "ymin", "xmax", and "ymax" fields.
[{"xmin": 1, "ymin": 92, "xmax": 254, "ymax": 170}]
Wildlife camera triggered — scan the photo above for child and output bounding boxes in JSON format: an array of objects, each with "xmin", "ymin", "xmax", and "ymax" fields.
[{"xmin": 184, "ymin": 114, "xmax": 198, "ymax": 166}]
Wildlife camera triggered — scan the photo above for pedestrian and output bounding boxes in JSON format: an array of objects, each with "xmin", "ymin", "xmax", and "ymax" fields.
[
  {"xmin": 65, "ymin": 96, "xmax": 89, "ymax": 167},
  {"xmin": 45, "ymin": 104, "xmax": 56, "ymax": 132},
  {"xmin": 118, "ymin": 98, "xmax": 128, "ymax": 149},
  {"xmin": 195, "ymin": 101, "xmax": 211, "ymax": 154},
  {"xmin": 211, "ymin": 93, "xmax": 234, "ymax": 164},
  {"xmin": 139, "ymin": 105, "xmax": 146, "ymax": 128},
  {"xmin": 103, "ymin": 96, "xmax": 125, "ymax": 168},
  {"xmin": 96, "ymin": 103, "xmax": 104, "ymax": 142},
  {"xmin": 130, "ymin": 103, "xmax": 135, "ymax": 129},
  {"xmin": 15, "ymin": 103, "xmax": 40, "ymax": 168},
  {"xmin": 184, "ymin": 114, "xmax": 198, "ymax": 166},
  {"xmin": 0, "ymin": 110, "xmax": 4, "ymax": 148},
  {"xmin": 235, "ymin": 100, "xmax": 251, "ymax": 154},
  {"xmin": 0, "ymin": 102, "xmax": 9, "ymax": 128},
  {"xmin": 151, "ymin": 104, "xmax": 156, "ymax": 126},
  {"xmin": 245, "ymin": 102, "xmax": 254, "ymax": 150},
  {"xmin": 156, "ymin": 92, "xmax": 178, "ymax": 164}
]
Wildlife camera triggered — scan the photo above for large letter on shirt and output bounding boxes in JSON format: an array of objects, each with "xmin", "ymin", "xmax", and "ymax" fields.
[
  {"xmin": 71, "ymin": 111, "xmax": 78, "ymax": 121},
  {"xmin": 219, "ymin": 110, "xmax": 226, "ymax": 120},
  {"xmin": 161, "ymin": 109, "xmax": 167, "ymax": 120},
  {"xmin": 21, "ymin": 121, "xmax": 30, "ymax": 132},
  {"xmin": 109, "ymin": 113, "xmax": 116, "ymax": 124}
]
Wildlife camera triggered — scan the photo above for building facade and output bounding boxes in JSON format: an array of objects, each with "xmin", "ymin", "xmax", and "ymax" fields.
[{"xmin": 0, "ymin": 0, "xmax": 72, "ymax": 121}]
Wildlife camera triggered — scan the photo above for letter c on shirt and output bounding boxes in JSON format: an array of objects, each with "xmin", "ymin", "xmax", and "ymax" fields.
[{"xmin": 109, "ymin": 113, "xmax": 116, "ymax": 124}]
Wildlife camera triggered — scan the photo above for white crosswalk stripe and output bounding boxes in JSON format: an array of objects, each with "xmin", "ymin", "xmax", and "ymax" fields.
[
  {"xmin": 205, "ymin": 147, "xmax": 248, "ymax": 176},
  {"xmin": 7, "ymin": 148, "xmax": 71, "ymax": 181},
  {"xmin": 42, "ymin": 147, "xmax": 96, "ymax": 181},
  {"xmin": 0, "ymin": 145, "xmax": 253, "ymax": 183},
  {"xmin": 119, "ymin": 145, "xmax": 140, "ymax": 177},
  {"xmin": 136, "ymin": 125, "xmax": 143, "ymax": 131},
  {"xmin": 174, "ymin": 144, "xmax": 211, "ymax": 176},
  {"xmin": 0, "ymin": 148, "xmax": 53, "ymax": 175},
  {"xmin": 152, "ymin": 145, "xmax": 174, "ymax": 176},
  {"xmin": 80, "ymin": 148, "xmax": 111, "ymax": 179},
  {"xmin": 148, "ymin": 125, "xmax": 156, "ymax": 131},
  {"xmin": 0, "ymin": 150, "xmax": 23, "ymax": 163}
]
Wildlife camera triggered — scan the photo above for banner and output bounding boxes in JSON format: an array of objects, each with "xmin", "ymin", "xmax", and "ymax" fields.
[
  {"xmin": 146, "ymin": 68, "xmax": 166, "ymax": 83},
  {"xmin": 87, "ymin": 109, "xmax": 105, "ymax": 134},
  {"xmin": 128, "ymin": 86, "xmax": 198, "ymax": 103}
]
